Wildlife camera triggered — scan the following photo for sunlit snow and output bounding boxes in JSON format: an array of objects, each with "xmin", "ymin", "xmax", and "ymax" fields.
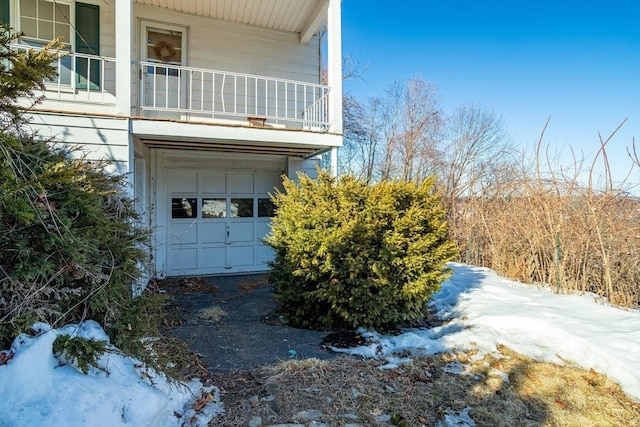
[
  {"xmin": 333, "ymin": 263, "xmax": 640, "ymax": 402},
  {"xmin": 0, "ymin": 321, "xmax": 223, "ymax": 427},
  {"xmin": 1, "ymin": 263, "xmax": 638, "ymax": 426}
]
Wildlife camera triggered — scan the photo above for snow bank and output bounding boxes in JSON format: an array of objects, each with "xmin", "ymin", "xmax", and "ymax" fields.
[
  {"xmin": 0, "ymin": 321, "xmax": 223, "ymax": 427},
  {"xmin": 334, "ymin": 263, "xmax": 640, "ymax": 401}
]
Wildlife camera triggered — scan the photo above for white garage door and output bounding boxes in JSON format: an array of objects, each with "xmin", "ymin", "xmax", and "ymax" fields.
[{"xmin": 165, "ymin": 169, "xmax": 282, "ymax": 276}]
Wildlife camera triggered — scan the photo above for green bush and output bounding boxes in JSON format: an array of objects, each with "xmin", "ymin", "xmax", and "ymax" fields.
[
  {"xmin": 0, "ymin": 27, "xmax": 158, "ymax": 359},
  {"xmin": 265, "ymin": 171, "xmax": 458, "ymax": 330},
  {"xmin": 53, "ymin": 334, "xmax": 108, "ymax": 374},
  {"xmin": 0, "ymin": 133, "xmax": 156, "ymax": 353}
]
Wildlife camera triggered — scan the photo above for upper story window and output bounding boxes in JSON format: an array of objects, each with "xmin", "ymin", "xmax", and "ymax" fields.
[
  {"xmin": 19, "ymin": 0, "xmax": 71, "ymax": 48},
  {"xmin": 7, "ymin": 0, "xmax": 101, "ymax": 89}
]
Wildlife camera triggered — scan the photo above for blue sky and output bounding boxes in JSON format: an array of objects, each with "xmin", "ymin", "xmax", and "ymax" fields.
[{"xmin": 341, "ymin": 0, "xmax": 640, "ymax": 187}]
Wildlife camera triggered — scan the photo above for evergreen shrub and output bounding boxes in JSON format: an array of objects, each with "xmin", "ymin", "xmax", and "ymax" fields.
[
  {"xmin": 0, "ymin": 27, "xmax": 158, "ymax": 358},
  {"xmin": 0, "ymin": 135, "xmax": 155, "ymax": 354},
  {"xmin": 265, "ymin": 171, "xmax": 458, "ymax": 329},
  {"xmin": 53, "ymin": 334, "xmax": 108, "ymax": 374}
]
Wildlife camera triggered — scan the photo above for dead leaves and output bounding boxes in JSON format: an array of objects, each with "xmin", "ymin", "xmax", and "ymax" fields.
[
  {"xmin": 186, "ymin": 392, "xmax": 215, "ymax": 424},
  {"xmin": 193, "ymin": 391, "xmax": 213, "ymax": 412},
  {"xmin": 0, "ymin": 350, "xmax": 14, "ymax": 365},
  {"xmin": 174, "ymin": 391, "xmax": 215, "ymax": 425}
]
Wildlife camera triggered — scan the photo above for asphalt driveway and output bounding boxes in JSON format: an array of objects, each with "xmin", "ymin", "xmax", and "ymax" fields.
[{"xmin": 167, "ymin": 274, "xmax": 338, "ymax": 371}]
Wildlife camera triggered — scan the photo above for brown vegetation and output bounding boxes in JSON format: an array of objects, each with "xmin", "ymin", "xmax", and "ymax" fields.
[
  {"xmin": 449, "ymin": 123, "xmax": 639, "ymax": 308},
  {"xmin": 341, "ymin": 75, "xmax": 638, "ymax": 307},
  {"xmin": 209, "ymin": 347, "xmax": 640, "ymax": 426}
]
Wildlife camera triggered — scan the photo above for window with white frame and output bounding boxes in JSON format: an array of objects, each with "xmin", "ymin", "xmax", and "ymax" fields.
[
  {"xmin": 10, "ymin": 0, "xmax": 101, "ymax": 90},
  {"xmin": 19, "ymin": 0, "xmax": 72, "ymax": 48}
]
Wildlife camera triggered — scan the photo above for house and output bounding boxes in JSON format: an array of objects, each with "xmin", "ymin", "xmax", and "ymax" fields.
[{"xmin": 3, "ymin": 0, "xmax": 343, "ymax": 278}]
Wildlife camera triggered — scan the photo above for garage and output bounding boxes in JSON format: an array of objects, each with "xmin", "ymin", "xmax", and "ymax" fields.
[{"xmin": 154, "ymin": 152, "xmax": 286, "ymax": 276}]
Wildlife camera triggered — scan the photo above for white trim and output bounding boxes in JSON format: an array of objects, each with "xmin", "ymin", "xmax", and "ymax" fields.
[
  {"xmin": 331, "ymin": 146, "xmax": 338, "ymax": 176},
  {"xmin": 115, "ymin": 0, "xmax": 132, "ymax": 115},
  {"xmin": 130, "ymin": 118, "xmax": 342, "ymax": 148},
  {"xmin": 140, "ymin": 20, "xmax": 188, "ymax": 64},
  {"xmin": 300, "ymin": 0, "xmax": 328, "ymax": 44},
  {"xmin": 327, "ymin": 0, "xmax": 342, "ymax": 134}
]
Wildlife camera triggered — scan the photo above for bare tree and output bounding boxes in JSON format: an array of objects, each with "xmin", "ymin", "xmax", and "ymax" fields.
[
  {"xmin": 377, "ymin": 77, "xmax": 443, "ymax": 182},
  {"xmin": 359, "ymin": 96, "xmax": 384, "ymax": 182},
  {"xmin": 338, "ymin": 92, "xmax": 369, "ymax": 175},
  {"xmin": 340, "ymin": 79, "xmax": 513, "ymax": 192},
  {"xmin": 442, "ymin": 104, "xmax": 515, "ymax": 199}
]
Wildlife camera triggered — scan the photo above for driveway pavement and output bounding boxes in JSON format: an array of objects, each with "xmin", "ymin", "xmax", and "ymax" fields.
[{"xmin": 168, "ymin": 274, "xmax": 337, "ymax": 371}]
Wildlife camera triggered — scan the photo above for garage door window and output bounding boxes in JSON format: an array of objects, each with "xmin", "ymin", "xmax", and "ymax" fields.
[
  {"xmin": 173, "ymin": 197, "xmax": 276, "ymax": 219},
  {"xmin": 231, "ymin": 198, "xmax": 253, "ymax": 218},
  {"xmin": 171, "ymin": 197, "xmax": 197, "ymax": 218},
  {"xmin": 202, "ymin": 198, "xmax": 225, "ymax": 218},
  {"xmin": 258, "ymin": 198, "xmax": 276, "ymax": 217}
]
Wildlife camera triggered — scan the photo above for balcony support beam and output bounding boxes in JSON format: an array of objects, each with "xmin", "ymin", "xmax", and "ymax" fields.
[
  {"xmin": 327, "ymin": 0, "xmax": 342, "ymax": 134},
  {"xmin": 115, "ymin": 0, "xmax": 133, "ymax": 116},
  {"xmin": 300, "ymin": 0, "xmax": 329, "ymax": 44}
]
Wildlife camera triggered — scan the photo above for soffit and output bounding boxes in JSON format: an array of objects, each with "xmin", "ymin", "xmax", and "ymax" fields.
[
  {"xmin": 133, "ymin": 0, "xmax": 328, "ymax": 35},
  {"xmin": 140, "ymin": 137, "xmax": 329, "ymax": 158}
]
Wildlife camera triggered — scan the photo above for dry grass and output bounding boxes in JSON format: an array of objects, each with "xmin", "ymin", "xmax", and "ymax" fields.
[
  {"xmin": 196, "ymin": 306, "xmax": 228, "ymax": 322},
  {"xmin": 154, "ymin": 277, "xmax": 219, "ymax": 294},
  {"xmin": 208, "ymin": 346, "xmax": 640, "ymax": 426},
  {"xmin": 448, "ymin": 135, "xmax": 640, "ymax": 308},
  {"xmin": 236, "ymin": 276, "xmax": 269, "ymax": 295}
]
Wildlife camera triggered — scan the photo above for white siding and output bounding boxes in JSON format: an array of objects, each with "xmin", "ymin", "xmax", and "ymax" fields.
[
  {"xmin": 27, "ymin": 112, "xmax": 131, "ymax": 174},
  {"xmin": 133, "ymin": 3, "xmax": 322, "ymax": 83},
  {"xmin": 287, "ymin": 157, "xmax": 320, "ymax": 180}
]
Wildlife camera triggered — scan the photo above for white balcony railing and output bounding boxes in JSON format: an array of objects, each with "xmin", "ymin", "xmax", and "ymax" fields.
[
  {"xmin": 10, "ymin": 46, "xmax": 331, "ymax": 130},
  {"xmin": 138, "ymin": 61, "xmax": 331, "ymax": 130},
  {"xmin": 10, "ymin": 45, "xmax": 117, "ymax": 105}
]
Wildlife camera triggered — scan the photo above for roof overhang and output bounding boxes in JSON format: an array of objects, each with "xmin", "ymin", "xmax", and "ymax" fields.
[
  {"xmin": 130, "ymin": 118, "xmax": 341, "ymax": 158},
  {"xmin": 133, "ymin": 0, "xmax": 329, "ymax": 43}
]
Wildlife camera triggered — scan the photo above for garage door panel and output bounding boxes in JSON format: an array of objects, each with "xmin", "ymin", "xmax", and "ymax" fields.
[
  {"xmin": 170, "ymin": 223, "xmax": 199, "ymax": 244},
  {"xmin": 228, "ymin": 246, "xmax": 254, "ymax": 266},
  {"xmin": 167, "ymin": 248, "xmax": 198, "ymax": 271},
  {"xmin": 168, "ymin": 171, "xmax": 198, "ymax": 193},
  {"xmin": 200, "ymin": 222, "xmax": 226, "ymax": 244},
  {"xmin": 199, "ymin": 247, "xmax": 226, "ymax": 269},
  {"xmin": 255, "ymin": 173, "xmax": 282, "ymax": 193},
  {"xmin": 229, "ymin": 222, "xmax": 254, "ymax": 242},
  {"xmin": 257, "ymin": 245, "xmax": 275, "ymax": 265},
  {"xmin": 256, "ymin": 221, "xmax": 271, "ymax": 240},
  {"xmin": 201, "ymin": 173, "xmax": 226, "ymax": 193},
  {"xmin": 228, "ymin": 174, "xmax": 254, "ymax": 193}
]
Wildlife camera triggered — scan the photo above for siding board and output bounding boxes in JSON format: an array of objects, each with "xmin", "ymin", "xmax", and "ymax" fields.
[
  {"xmin": 134, "ymin": 4, "xmax": 321, "ymax": 84},
  {"xmin": 28, "ymin": 113, "xmax": 130, "ymax": 173}
]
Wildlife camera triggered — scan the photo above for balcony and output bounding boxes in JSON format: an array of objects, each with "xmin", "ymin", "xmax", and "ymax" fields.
[
  {"xmin": 12, "ymin": 46, "xmax": 331, "ymax": 131},
  {"xmin": 138, "ymin": 61, "xmax": 330, "ymax": 130},
  {"xmin": 11, "ymin": 45, "xmax": 117, "ymax": 106}
]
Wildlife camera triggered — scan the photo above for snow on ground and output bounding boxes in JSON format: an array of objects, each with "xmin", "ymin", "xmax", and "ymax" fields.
[
  {"xmin": 334, "ymin": 263, "xmax": 640, "ymax": 402},
  {"xmin": 1, "ymin": 263, "xmax": 638, "ymax": 426},
  {"xmin": 0, "ymin": 321, "xmax": 223, "ymax": 427}
]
